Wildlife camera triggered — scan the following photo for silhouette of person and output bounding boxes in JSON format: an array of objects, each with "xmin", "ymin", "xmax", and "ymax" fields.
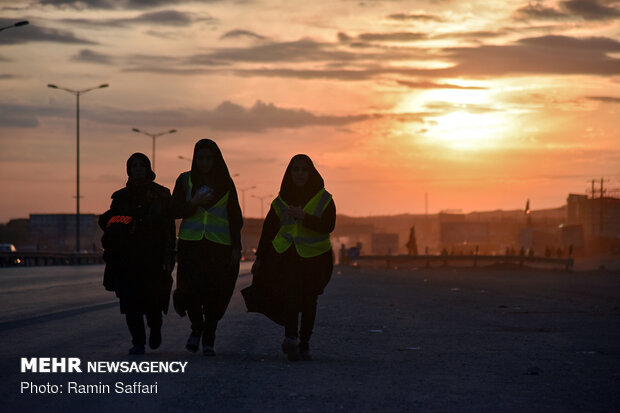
[
  {"xmin": 171, "ymin": 139, "xmax": 243, "ymax": 356},
  {"xmin": 98, "ymin": 153, "xmax": 175, "ymax": 355},
  {"xmin": 243, "ymin": 154, "xmax": 335, "ymax": 361},
  {"xmin": 406, "ymin": 225, "xmax": 418, "ymax": 256}
]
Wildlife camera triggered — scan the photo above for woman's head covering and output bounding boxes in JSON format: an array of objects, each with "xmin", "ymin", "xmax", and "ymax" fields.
[
  {"xmin": 126, "ymin": 152, "xmax": 155, "ymax": 185},
  {"xmin": 190, "ymin": 139, "xmax": 233, "ymax": 197},
  {"xmin": 279, "ymin": 154, "xmax": 324, "ymax": 205}
]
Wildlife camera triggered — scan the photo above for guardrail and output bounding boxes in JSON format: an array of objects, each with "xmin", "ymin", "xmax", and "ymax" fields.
[
  {"xmin": 354, "ymin": 254, "xmax": 574, "ymax": 271},
  {"xmin": 0, "ymin": 252, "xmax": 103, "ymax": 266}
]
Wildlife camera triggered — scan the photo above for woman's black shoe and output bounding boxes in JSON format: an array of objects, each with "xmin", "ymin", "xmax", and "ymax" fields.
[
  {"xmin": 282, "ymin": 337, "xmax": 301, "ymax": 361},
  {"xmin": 186, "ymin": 333, "xmax": 200, "ymax": 353},
  {"xmin": 299, "ymin": 342, "xmax": 312, "ymax": 361},
  {"xmin": 149, "ymin": 328, "xmax": 162, "ymax": 349}
]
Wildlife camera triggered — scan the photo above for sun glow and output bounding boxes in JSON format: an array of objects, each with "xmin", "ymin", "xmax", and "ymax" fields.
[
  {"xmin": 424, "ymin": 110, "xmax": 509, "ymax": 150},
  {"xmin": 395, "ymin": 84, "xmax": 518, "ymax": 151}
]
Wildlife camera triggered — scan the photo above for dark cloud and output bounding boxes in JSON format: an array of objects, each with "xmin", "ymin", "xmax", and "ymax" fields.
[
  {"xmin": 0, "ymin": 103, "xmax": 68, "ymax": 128},
  {"xmin": 220, "ymin": 30, "xmax": 266, "ymax": 40},
  {"xmin": 22, "ymin": 99, "xmax": 379, "ymax": 132},
  {"xmin": 0, "ymin": 74, "xmax": 17, "ymax": 79},
  {"xmin": 233, "ymin": 67, "xmax": 385, "ymax": 81},
  {"xmin": 358, "ymin": 32, "xmax": 427, "ymax": 42},
  {"xmin": 514, "ymin": 3, "xmax": 569, "ymax": 20},
  {"xmin": 514, "ymin": 0, "xmax": 620, "ymax": 21},
  {"xmin": 338, "ymin": 32, "xmax": 352, "ymax": 43},
  {"xmin": 231, "ymin": 35, "xmax": 620, "ymax": 79},
  {"xmin": 437, "ymin": 35, "xmax": 620, "ymax": 77},
  {"xmin": 587, "ymin": 95, "xmax": 620, "ymax": 103},
  {"xmin": 183, "ymin": 37, "xmax": 428, "ymax": 69},
  {"xmin": 121, "ymin": 52, "xmax": 224, "ymax": 71},
  {"xmin": 122, "ymin": 66, "xmax": 217, "ymax": 74},
  {"xmin": 0, "ymin": 19, "xmax": 96, "ymax": 45},
  {"xmin": 396, "ymin": 80, "xmax": 486, "ymax": 90},
  {"xmin": 131, "ymin": 10, "xmax": 210, "ymax": 25},
  {"xmin": 187, "ymin": 39, "xmax": 365, "ymax": 64},
  {"xmin": 433, "ymin": 30, "xmax": 508, "ymax": 40},
  {"xmin": 387, "ymin": 13, "xmax": 443, "ymax": 22},
  {"xmin": 60, "ymin": 10, "xmax": 217, "ymax": 28},
  {"xmin": 563, "ymin": 0, "xmax": 620, "ymax": 20},
  {"xmin": 71, "ymin": 49, "xmax": 113, "ymax": 64},
  {"xmin": 93, "ymin": 100, "xmax": 377, "ymax": 132},
  {"xmin": 518, "ymin": 35, "xmax": 620, "ymax": 51},
  {"xmin": 36, "ymin": 0, "xmax": 215, "ymax": 10}
]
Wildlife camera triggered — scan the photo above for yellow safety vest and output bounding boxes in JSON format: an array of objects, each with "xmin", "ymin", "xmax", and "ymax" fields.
[
  {"xmin": 178, "ymin": 173, "xmax": 231, "ymax": 245},
  {"xmin": 271, "ymin": 188, "xmax": 332, "ymax": 258}
]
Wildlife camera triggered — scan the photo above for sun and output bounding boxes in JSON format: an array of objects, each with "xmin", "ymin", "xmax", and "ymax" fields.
[
  {"xmin": 426, "ymin": 110, "xmax": 508, "ymax": 151},
  {"xmin": 395, "ymin": 82, "xmax": 517, "ymax": 151}
]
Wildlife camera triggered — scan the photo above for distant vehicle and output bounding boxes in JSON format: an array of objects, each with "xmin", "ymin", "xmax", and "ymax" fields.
[
  {"xmin": 0, "ymin": 243, "xmax": 17, "ymax": 252},
  {"xmin": 0, "ymin": 243, "xmax": 21, "ymax": 266}
]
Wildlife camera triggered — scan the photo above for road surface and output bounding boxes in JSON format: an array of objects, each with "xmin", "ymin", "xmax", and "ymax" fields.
[{"xmin": 1, "ymin": 263, "xmax": 619, "ymax": 412}]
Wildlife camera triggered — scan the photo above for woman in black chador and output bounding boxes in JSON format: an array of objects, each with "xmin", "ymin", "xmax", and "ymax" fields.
[
  {"xmin": 99, "ymin": 153, "xmax": 175, "ymax": 355},
  {"xmin": 172, "ymin": 139, "xmax": 243, "ymax": 356},
  {"xmin": 244, "ymin": 154, "xmax": 335, "ymax": 361}
]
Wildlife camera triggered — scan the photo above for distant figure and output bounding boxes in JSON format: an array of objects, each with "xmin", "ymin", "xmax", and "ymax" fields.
[
  {"xmin": 519, "ymin": 247, "xmax": 525, "ymax": 256},
  {"xmin": 171, "ymin": 139, "xmax": 243, "ymax": 356},
  {"xmin": 348, "ymin": 242, "xmax": 362, "ymax": 260},
  {"xmin": 545, "ymin": 246, "xmax": 551, "ymax": 258},
  {"xmin": 340, "ymin": 243, "xmax": 347, "ymax": 265},
  {"xmin": 528, "ymin": 248, "xmax": 535, "ymax": 257},
  {"xmin": 98, "ymin": 153, "xmax": 175, "ymax": 355},
  {"xmin": 568, "ymin": 244, "xmax": 574, "ymax": 257},
  {"xmin": 406, "ymin": 225, "xmax": 418, "ymax": 256},
  {"xmin": 243, "ymin": 154, "xmax": 335, "ymax": 361},
  {"xmin": 556, "ymin": 247, "xmax": 563, "ymax": 258}
]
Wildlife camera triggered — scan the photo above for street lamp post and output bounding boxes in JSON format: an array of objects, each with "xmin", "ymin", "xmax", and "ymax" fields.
[
  {"xmin": 0, "ymin": 20, "xmax": 29, "ymax": 32},
  {"xmin": 238, "ymin": 186, "xmax": 256, "ymax": 216},
  {"xmin": 252, "ymin": 193, "xmax": 273, "ymax": 218},
  {"xmin": 132, "ymin": 128, "xmax": 177, "ymax": 171},
  {"xmin": 48, "ymin": 83, "xmax": 108, "ymax": 253}
]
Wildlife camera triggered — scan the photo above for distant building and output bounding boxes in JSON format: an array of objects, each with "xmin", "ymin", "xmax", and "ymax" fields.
[
  {"xmin": 0, "ymin": 218, "xmax": 30, "ymax": 250},
  {"xmin": 29, "ymin": 214, "xmax": 101, "ymax": 252},
  {"xmin": 371, "ymin": 233, "xmax": 399, "ymax": 255},
  {"xmin": 440, "ymin": 221, "xmax": 490, "ymax": 253},
  {"xmin": 566, "ymin": 194, "xmax": 620, "ymax": 254}
]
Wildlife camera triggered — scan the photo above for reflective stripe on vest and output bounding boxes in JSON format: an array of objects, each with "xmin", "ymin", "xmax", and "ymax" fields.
[
  {"xmin": 178, "ymin": 173, "xmax": 231, "ymax": 245},
  {"xmin": 271, "ymin": 188, "xmax": 332, "ymax": 258}
]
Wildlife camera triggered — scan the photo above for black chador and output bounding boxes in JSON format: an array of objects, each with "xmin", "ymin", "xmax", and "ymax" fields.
[{"xmin": 99, "ymin": 152, "xmax": 175, "ymax": 355}]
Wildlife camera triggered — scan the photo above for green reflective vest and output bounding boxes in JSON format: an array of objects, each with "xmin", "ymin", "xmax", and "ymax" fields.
[
  {"xmin": 271, "ymin": 188, "xmax": 332, "ymax": 258},
  {"xmin": 179, "ymin": 173, "xmax": 231, "ymax": 245}
]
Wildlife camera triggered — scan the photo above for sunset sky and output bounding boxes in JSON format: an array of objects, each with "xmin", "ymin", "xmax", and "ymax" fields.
[{"xmin": 1, "ymin": 0, "xmax": 619, "ymax": 222}]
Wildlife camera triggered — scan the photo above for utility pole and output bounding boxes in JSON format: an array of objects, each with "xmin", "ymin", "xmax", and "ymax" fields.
[
  {"xmin": 238, "ymin": 186, "xmax": 256, "ymax": 216},
  {"xmin": 48, "ymin": 83, "xmax": 109, "ymax": 253},
  {"xmin": 252, "ymin": 194, "xmax": 273, "ymax": 218}
]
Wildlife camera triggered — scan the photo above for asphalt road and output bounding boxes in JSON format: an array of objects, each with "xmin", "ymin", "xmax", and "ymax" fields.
[{"xmin": 1, "ymin": 264, "xmax": 619, "ymax": 412}]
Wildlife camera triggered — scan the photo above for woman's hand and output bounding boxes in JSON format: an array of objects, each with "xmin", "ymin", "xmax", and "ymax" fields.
[
  {"xmin": 190, "ymin": 191, "xmax": 214, "ymax": 206},
  {"xmin": 287, "ymin": 206, "xmax": 305, "ymax": 220}
]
